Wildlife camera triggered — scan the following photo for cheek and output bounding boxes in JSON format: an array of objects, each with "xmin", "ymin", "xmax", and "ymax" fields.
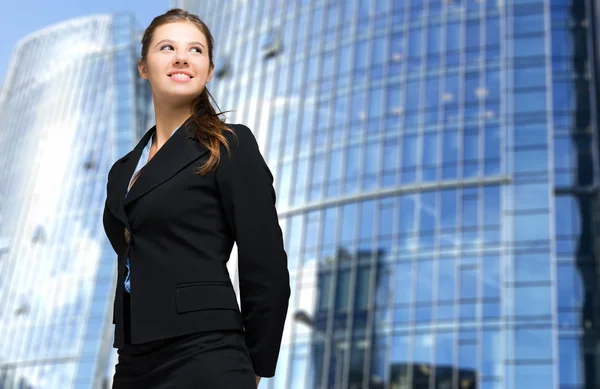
[
  {"xmin": 145, "ymin": 59, "xmax": 166, "ymax": 79},
  {"xmin": 195, "ymin": 59, "xmax": 211, "ymax": 74}
]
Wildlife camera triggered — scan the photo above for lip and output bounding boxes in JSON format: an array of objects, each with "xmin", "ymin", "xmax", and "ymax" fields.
[
  {"xmin": 168, "ymin": 70, "xmax": 194, "ymax": 84},
  {"xmin": 169, "ymin": 75, "xmax": 193, "ymax": 83}
]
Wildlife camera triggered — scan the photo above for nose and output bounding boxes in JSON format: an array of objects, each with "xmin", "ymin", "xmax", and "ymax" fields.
[{"xmin": 173, "ymin": 52, "xmax": 189, "ymax": 66}]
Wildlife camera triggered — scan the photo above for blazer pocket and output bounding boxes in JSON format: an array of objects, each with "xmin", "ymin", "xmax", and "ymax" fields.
[{"xmin": 175, "ymin": 282, "xmax": 239, "ymax": 314}]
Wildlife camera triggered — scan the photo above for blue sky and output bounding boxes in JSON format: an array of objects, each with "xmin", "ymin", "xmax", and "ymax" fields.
[{"xmin": 0, "ymin": 0, "xmax": 173, "ymax": 84}]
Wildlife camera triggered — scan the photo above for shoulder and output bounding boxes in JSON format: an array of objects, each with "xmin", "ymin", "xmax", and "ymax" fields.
[
  {"xmin": 217, "ymin": 123, "xmax": 271, "ymax": 176},
  {"xmin": 220, "ymin": 123, "xmax": 262, "ymax": 157},
  {"xmin": 107, "ymin": 153, "xmax": 129, "ymax": 181},
  {"xmin": 222, "ymin": 123, "xmax": 257, "ymax": 145}
]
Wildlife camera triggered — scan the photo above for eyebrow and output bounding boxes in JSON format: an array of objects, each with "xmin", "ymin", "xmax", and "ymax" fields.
[{"xmin": 155, "ymin": 39, "xmax": 206, "ymax": 49}]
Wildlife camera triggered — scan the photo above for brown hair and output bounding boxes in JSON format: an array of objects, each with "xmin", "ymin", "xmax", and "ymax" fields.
[{"xmin": 140, "ymin": 8, "xmax": 235, "ymax": 175}]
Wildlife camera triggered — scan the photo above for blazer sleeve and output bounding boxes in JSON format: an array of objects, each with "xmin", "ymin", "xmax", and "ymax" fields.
[{"xmin": 215, "ymin": 124, "xmax": 291, "ymax": 377}]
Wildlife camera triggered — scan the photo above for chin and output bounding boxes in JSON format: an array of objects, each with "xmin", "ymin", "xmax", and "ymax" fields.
[{"xmin": 158, "ymin": 89, "xmax": 201, "ymax": 106}]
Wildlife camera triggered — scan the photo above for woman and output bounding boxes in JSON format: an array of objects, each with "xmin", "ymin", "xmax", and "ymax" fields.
[{"xmin": 102, "ymin": 8, "xmax": 290, "ymax": 388}]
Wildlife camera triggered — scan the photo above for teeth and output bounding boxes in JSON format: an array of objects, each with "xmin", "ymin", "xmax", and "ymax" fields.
[{"xmin": 171, "ymin": 73, "xmax": 191, "ymax": 79}]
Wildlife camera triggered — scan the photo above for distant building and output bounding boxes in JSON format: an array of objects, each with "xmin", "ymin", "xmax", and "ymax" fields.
[{"xmin": 0, "ymin": 13, "xmax": 151, "ymax": 389}]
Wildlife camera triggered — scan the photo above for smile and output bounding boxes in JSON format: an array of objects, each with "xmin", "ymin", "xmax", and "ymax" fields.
[
  {"xmin": 168, "ymin": 73, "xmax": 194, "ymax": 83},
  {"xmin": 169, "ymin": 73, "xmax": 193, "ymax": 80}
]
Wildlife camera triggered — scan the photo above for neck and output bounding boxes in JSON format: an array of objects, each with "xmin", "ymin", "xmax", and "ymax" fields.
[{"xmin": 152, "ymin": 98, "xmax": 194, "ymax": 148}]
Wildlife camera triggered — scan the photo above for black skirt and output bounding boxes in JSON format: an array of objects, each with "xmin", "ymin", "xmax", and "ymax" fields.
[{"xmin": 112, "ymin": 293, "xmax": 256, "ymax": 389}]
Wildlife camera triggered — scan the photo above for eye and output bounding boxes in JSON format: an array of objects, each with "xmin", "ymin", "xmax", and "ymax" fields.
[
  {"xmin": 160, "ymin": 44, "xmax": 174, "ymax": 51},
  {"xmin": 190, "ymin": 47, "xmax": 202, "ymax": 53}
]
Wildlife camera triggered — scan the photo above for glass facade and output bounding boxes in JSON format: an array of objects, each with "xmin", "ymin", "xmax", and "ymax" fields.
[
  {"xmin": 0, "ymin": 13, "xmax": 150, "ymax": 389},
  {"xmin": 178, "ymin": 0, "xmax": 600, "ymax": 388}
]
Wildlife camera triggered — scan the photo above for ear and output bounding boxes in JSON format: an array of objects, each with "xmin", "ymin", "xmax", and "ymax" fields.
[
  {"xmin": 138, "ymin": 59, "xmax": 148, "ymax": 80},
  {"xmin": 206, "ymin": 64, "xmax": 214, "ymax": 84}
]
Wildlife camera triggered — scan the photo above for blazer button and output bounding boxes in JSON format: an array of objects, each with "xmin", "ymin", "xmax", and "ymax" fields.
[{"xmin": 124, "ymin": 228, "xmax": 131, "ymax": 244}]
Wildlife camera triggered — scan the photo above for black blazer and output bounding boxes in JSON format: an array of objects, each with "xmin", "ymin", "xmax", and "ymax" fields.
[{"xmin": 102, "ymin": 120, "xmax": 290, "ymax": 377}]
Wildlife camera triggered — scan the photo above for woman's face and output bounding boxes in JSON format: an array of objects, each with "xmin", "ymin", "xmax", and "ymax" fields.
[{"xmin": 139, "ymin": 21, "xmax": 213, "ymax": 105}]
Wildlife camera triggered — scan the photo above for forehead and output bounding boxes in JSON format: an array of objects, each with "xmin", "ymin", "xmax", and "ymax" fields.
[{"xmin": 152, "ymin": 21, "xmax": 207, "ymax": 45}]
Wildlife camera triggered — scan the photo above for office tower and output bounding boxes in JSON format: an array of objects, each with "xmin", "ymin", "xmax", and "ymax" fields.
[
  {"xmin": 177, "ymin": 1, "xmax": 600, "ymax": 388},
  {"xmin": 0, "ymin": 13, "xmax": 150, "ymax": 388}
]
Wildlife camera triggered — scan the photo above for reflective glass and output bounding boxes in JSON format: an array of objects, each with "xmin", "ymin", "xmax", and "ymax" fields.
[{"xmin": 173, "ymin": 2, "xmax": 600, "ymax": 388}]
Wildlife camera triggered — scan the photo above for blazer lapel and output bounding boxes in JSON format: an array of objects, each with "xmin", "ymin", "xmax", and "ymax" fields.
[
  {"xmin": 106, "ymin": 126, "xmax": 155, "ymax": 226},
  {"xmin": 123, "ymin": 120, "xmax": 209, "ymax": 206}
]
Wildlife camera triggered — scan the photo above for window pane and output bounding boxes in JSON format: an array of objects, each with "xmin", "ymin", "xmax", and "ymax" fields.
[
  {"xmin": 416, "ymin": 260, "xmax": 433, "ymax": 303},
  {"xmin": 515, "ymin": 328, "xmax": 553, "ymax": 361},
  {"xmin": 438, "ymin": 258, "xmax": 456, "ymax": 302},
  {"xmin": 514, "ymin": 66, "xmax": 546, "ymax": 88},
  {"xmin": 441, "ymin": 189, "xmax": 457, "ymax": 229},
  {"xmin": 514, "ymin": 91, "xmax": 547, "ymax": 113},
  {"xmin": 514, "ymin": 183, "xmax": 549, "ymax": 211},
  {"xmin": 398, "ymin": 195, "xmax": 416, "ymax": 235},
  {"xmin": 514, "ymin": 286, "xmax": 552, "ymax": 316},
  {"xmin": 394, "ymin": 262, "xmax": 413, "ymax": 305},
  {"xmin": 514, "ymin": 365, "xmax": 553, "ymax": 389},
  {"xmin": 486, "ymin": 17, "xmax": 500, "ymax": 46},
  {"xmin": 427, "ymin": 25, "xmax": 441, "ymax": 54},
  {"xmin": 514, "ymin": 36, "xmax": 546, "ymax": 57},
  {"xmin": 372, "ymin": 36, "xmax": 386, "ymax": 65},
  {"xmin": 514, "ymin": 254, "xmax": 551, "ymax": 282},
  {"xmin": 482, "ymin": 256, "xmax": 500, "ymax": 298},
  {"xmin": 435, "ymin": 332, "xmax": 454, "ymax": 366},
  {"xmin": 341, "ymin": 204, "xmax": 356, "ymax": 243},
  {"xmin": 482, "ymin": 329, "xmax": 502, "ymax": 378},
  {"xmin": 460, "ymin": 267, "xmax": 477, "ymax": 300},
  {"xmin": 514, "ymin": 13, "xmax": 545, "ymax": 34},
  {"xmin": 513, "ymin": 213, "xmax": 550, "ymax": 242},
  {"xmin": 379, "ymin": 201, "xmax": 394, "ymax": 237},
  {"xmin": 335, "ymin": 270, "xmax": 351, "ymax": 312},
  {"xmin": 419, "ymin": 192, "xmax": 436, "ymax": 232},
  {"xmin": 559, "ymin": 337, "xmax": 583, "ymax": 386},
  {"xmin": 513, "ymin": 149, "xmax": 548, "ymax": 173},
  {"xmin": 442, "ymin": 130, "xmax": 458, "ymax": 163},
  {"xmin": 483, "ymin": 186, "xmax": 500, "ymax": 226},
  {"xmin": 557, "ymin": 263, "xmax": 583, "ymax": 309},
  {"xmin": 359, "ymin": 201, "xmax": 376, "ymax": 242},
  {"xmin": 402, "ymin": 135, "xmax": 418, "ymax": 167},
  {"xmin": 446, "ymin": 23, "xmax": 461, "ymax": 51}
]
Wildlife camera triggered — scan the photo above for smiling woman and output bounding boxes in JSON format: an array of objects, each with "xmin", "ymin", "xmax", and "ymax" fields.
[
  {"xmin": 136, "ymin": 13, "xmax": 234, "ymax": 176},
  {"xmin": 103, "ymin": 8, "xmax": 290, "ymax": 389}
]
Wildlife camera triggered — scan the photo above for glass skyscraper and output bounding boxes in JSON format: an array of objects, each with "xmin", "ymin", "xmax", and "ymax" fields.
[
  {"xmin": 185, "ymin": 0, "xmax": 600, "ymax": 388},
  {"xmin": 0, "ymin": 13, "xmax": 150, "ymax": 388}
]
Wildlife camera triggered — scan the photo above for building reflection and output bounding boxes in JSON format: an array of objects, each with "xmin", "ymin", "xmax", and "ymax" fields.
[
  {"xmin": 390, "ymin": 363, "xmax": 476, "ymax": 389},
  {"xmin": 296, "ymin": 247, "xmax": 479, "ymax": 389},
  {"xmin": 294, "ymin": 247, "xmax": 389, "ymax": 388},
  {"xmin": 0, "ymin": 367, "xmax": 34, "ymax": 389}
]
